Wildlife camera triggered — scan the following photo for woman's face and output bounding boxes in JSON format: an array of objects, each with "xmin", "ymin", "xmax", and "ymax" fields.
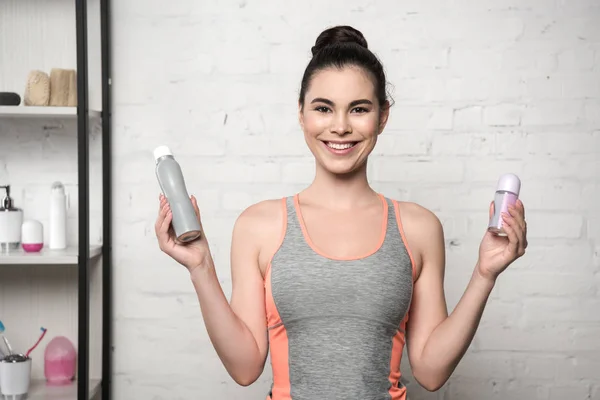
[{"xmin": 299, "ymin": 66, "xmax": 389, "ymax": 176}]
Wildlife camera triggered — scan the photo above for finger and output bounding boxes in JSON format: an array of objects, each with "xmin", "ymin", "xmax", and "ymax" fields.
[
  {"xmin": 517, "ymin": 199, "xmax": 525, "ymax": 219},
  {"xmin": 155, "ymin": 201, "xmax": 168, "ymax": 233},
  {"xmin": 502, "ymin": 213, "xmax": 524, "ymax": 256},
  {"xmin": 507, "ymin": 205, "xmax": 527, "ymax": 252},
  {"xmin": 515, "ymin": 200, "xmax": 528, "ymax": 247},
  {"xmin": 191, "ymin": 195, "xmax": 202, "ymax": 223},
  {"xmin": 509, "ymin": 201, "xmax": 525, "ymax": 221},
  {"xmin": 160, "ymin": 206, "xmax": 173, "ymax": 234},
  {"xmin": 191, "ymin": 195, "xmax": 199, "ymax": 217},
  {"xmin": 158, "ymin": 195, "xmax": 168, "ymax": 214},
  {"xmin": 508, "ymin": 212, "xmax": 526, "ymax": 255},
  {"xmin": 489, "ymin": 201, "xmax": 494, "ymax": 219},
  {"xmin": 507, "ymin": 204, "xmax": 526, "ymax": 233},
  {"xmin": 157, "ymin": 203, "xmax": 172, "ymax": 237}
]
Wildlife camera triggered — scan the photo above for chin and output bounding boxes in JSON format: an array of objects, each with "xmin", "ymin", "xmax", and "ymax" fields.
[
  {"xmin": 309, "ymin": 141, "xmax": 365, "ymax": 175},
  {"xmin": 318, "ymin": 158, "xmax": 365, "ymax": 176}
]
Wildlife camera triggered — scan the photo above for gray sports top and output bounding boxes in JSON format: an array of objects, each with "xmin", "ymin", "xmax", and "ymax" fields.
[{"xmin": 264, "ymin": 194, "xmax": 415, "ymax": 400}]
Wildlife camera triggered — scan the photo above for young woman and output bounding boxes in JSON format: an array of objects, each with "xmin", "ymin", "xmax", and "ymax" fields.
[{"xmin": 155, "ymin": 25, "xmax": 528, "ymax": 400}]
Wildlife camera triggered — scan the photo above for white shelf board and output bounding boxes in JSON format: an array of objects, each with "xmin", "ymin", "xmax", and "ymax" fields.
[
  {"xmin": 28, "ymin": 378, "xmax": 101, "ymax": 400},
  {"xmin": 0, "ymin": 106, "xmax": 101, "ymax": 119},
  {"xmin": 0, "ymin": 245, "xmax": 102, "ymax": 265}
]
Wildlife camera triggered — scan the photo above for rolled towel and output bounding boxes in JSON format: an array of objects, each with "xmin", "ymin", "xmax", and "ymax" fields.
[{"xmin": 24, "ymin": 70, "xmax": 50, "ymax": 106}]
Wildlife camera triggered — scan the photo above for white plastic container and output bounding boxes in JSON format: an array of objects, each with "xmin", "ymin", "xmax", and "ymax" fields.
[
  {"xmin": 0, "ymin": 354, "xmax": 32, "ymax": 397},
  {"xmin": 0, "ymin": 185, "xmax": 23, "ymax": 252},
  {"xmin": 49, "ymin": 182, "xmax": 67, "ymax": 249},
  {"xmin": 21, "ymin": 219, "xmax": 44, "ymax": 252}
]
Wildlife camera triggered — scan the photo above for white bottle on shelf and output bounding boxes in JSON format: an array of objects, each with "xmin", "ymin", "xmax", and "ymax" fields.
[{"xmin": 49, "ymin": 181, "xmax": 67, "ymax": 249}]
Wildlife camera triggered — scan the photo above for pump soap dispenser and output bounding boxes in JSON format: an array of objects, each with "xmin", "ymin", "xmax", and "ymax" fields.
[{"xmin": 0, "ymin": 185, "xmax": 23, "ymax": 252}]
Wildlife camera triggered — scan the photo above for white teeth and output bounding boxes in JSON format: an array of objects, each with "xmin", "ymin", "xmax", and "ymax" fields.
[{"xmin": 326, "ymin": 142, "xmax": 355, "ymax": 150}]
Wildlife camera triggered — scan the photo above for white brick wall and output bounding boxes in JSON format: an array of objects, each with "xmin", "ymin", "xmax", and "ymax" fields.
[{"xmin": 109, "ymin": 0, "xmax": 599, "ymax": 399}]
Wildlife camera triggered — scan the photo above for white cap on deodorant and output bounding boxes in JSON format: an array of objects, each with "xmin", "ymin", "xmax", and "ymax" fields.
[
  {"xmin": 496, "ymin": 173, "xmax": 521, "ymax": 195},
  {"xmin": 154, "ymin": 145, "xmax": 173, "ymax": 162}
]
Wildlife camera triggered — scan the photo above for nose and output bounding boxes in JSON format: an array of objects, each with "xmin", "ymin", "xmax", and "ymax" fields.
[{"xmin": 329, "ymin": 112, "xmax": 351, "ymax": 136}]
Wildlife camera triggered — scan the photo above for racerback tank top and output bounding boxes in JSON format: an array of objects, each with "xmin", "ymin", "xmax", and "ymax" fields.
[{"xmin": 264, "ymin": 194, "xmax": 416, "ymax": 400}]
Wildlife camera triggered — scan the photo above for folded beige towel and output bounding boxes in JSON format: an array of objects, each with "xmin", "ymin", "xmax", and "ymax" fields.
[{"xmin": 49, "ymin": 68, "xmax": 77, "ymax": 107}]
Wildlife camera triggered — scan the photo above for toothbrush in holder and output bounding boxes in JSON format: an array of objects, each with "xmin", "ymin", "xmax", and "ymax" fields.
[
  {"xmin": 0, "ymin": 320, "xmax": 13, "ymax": 355},
  {"xmin": 26, "ymin": 327, "xmax": 47, "ymax": 357}
]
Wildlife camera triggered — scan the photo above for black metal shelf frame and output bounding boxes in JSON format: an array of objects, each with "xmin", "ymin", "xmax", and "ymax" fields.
[{"xmin": 75, "ymin": 0, "xmax": 112, "ymax": 399}]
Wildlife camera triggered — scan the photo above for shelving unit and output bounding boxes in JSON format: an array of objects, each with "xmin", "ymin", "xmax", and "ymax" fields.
[
  {"xmin": 0, "ymin": 245, "xmax": 102, "ymax": 265},
  {"xmin": 0, "ymin": 106, "xmax": 101, "ymax": 119},
  {"xmin": 28, "ymin": 379, "xmax": 102, "ymax": 400},
  {"xmin": 0, "ymin": 0, "xmax": 112, "ymax": 399}
]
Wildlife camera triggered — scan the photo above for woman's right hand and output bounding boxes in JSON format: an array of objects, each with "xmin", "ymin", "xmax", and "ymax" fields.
[{"xmin": 155, "ymin": 193, "xmax": 211, "ymax": 273}]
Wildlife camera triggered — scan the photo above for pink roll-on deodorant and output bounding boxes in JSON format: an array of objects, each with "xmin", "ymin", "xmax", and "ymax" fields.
[{"xmin": 488, "ymin": 173, "xmax": 521, "ymax": 236}]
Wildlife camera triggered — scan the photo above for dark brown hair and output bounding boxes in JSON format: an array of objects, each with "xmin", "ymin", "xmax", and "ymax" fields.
[{"xmin": 298, "ymin": 25, "xmax": 390, "ymax": 109}]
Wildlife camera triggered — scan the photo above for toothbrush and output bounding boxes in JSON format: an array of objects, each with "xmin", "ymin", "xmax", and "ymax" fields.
[
  {"xmin": 26, "ymin": 327, "xmax": 47, "ymax": 357},
  {"xmin": 0, "ymin": 321, "xmax": 4, "ymax": 356},
  {"xmin": 0, "ymin": 320, "xmax": 13, "ymax": 355}
]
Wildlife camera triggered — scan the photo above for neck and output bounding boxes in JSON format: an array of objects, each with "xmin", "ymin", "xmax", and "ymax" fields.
[{"xmin": 301, "ymin": 160, "xmax": 378, "ymax": 210}]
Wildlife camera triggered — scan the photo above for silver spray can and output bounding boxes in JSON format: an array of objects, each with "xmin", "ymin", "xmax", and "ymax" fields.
[{"xmin": 154, "ymin": 146, "xmax": 202, "ymax": 243}]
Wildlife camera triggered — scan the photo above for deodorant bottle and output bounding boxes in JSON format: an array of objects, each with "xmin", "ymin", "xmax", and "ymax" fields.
[
  {"xmin": 49, "ymin": 181, "xmax": 67, "ymax": 249},
  {"xmin": 488, "ymin": 173, "xmax": 521, "ymax": 236},
  {"xmin": 154, "ymin": 146, "xmax": 202, "ymax": 243}
]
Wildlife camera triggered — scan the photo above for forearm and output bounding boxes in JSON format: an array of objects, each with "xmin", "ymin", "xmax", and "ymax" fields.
[
  {"xmin": 418, "ymin": 265, "xmax": 495, "ymax": 388},
  {"xmin": 190, "ymin": 261, "xmax": 264, "ymax": 385}
]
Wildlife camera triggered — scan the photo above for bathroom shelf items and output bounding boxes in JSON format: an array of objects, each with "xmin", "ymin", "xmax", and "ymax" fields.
[{"xmin": 0, "ymin": 0, "xmax": 112, "ymax": 399}]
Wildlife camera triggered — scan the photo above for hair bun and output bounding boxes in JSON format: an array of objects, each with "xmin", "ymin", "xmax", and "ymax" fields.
[{"xmin": 311, "ymin": 25, "xmax": 369, "ymax": 56}]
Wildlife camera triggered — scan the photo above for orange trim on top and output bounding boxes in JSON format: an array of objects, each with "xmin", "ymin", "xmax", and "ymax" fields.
[
  {"xmin": 293, "ymin": 193, "xmax": 388, "ymax": 261},
  {"xmin": 263, "ymin": 197, "xmax": 288, "ymax": 284},
  {"xmin": 264, "ymin": 264, "xmax": 292, "ymax": 399},
  {"xmin": 392, "ymin": 200, "xmax": 417, "ymax": 283},
  {"xmin": 263, "ymin": 197, "xmax": 292, "ymax": 400},
  {"xmin": 387, "ymin": 313, "xmax": 409, "ymax": 400}
]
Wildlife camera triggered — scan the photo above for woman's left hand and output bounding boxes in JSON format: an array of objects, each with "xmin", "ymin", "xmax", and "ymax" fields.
[{"xmin": 477, "ymin": 199, "xmax": 528, "ymax": 282}]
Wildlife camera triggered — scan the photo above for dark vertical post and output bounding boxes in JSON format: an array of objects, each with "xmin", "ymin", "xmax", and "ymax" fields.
[
  {"xmin": 100, "ymin": 0, "xmax": 113, "ymax": 397},
  {"xmin": 75, "ymin": 0, "xmax": 90, "ymax": 398}
]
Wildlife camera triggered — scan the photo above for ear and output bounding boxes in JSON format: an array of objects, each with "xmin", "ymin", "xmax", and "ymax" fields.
[
  {"xmin": 377, "ymin": 101, "xmax": 390, "ymax": 135},
  {"xmin": 298, "ymin": 102, "xmax": 305, "ymax": 129}
]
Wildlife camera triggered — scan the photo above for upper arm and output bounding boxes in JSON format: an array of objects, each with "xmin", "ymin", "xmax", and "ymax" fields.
[
  {"xmin": 229, "ymin": 199, "xmax": 283, "ymax": 366},
  {"xmin": 401, "ymin": 204, "xmax": 448, "ymax": 367}
]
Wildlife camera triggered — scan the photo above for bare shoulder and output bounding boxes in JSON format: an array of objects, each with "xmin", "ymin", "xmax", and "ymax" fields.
[
  {"xmin": 397, "ymin": 201, "xmax": 443, "ymax": 235},
  {"xmin": 395, "ymin": 201, "xmax": 445, "ymax": 279},
  {"xmin": 233, "ymin": 198, "xmax": 286, "ymax": 276},
  {"xmin": 235, "ymin": 198, "xmax": 284, "ymax": 230}
]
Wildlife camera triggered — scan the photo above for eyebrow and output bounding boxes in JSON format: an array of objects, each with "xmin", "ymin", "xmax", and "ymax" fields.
[{"xmin": 310, "ymin": 98, "xmax": 373, "ymax": 107}]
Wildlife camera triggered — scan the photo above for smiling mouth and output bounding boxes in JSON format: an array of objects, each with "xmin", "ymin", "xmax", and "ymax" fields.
[
  {"xmin": 323, "ymin": 141, "xmax": 358, "ymax": 150},
  {"xmin": 321, "ymin": 140, "xmax": 359, "ymax": 155}
]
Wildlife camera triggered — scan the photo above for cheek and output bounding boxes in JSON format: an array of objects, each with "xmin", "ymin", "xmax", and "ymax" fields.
[
  {"xmin": 302, "ymin": 113, "xmax": 328, "ymax": 135},
  {"xmin": 353, "ymin": 114, "xmax": 380, "ymax": 136}
]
